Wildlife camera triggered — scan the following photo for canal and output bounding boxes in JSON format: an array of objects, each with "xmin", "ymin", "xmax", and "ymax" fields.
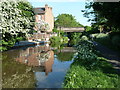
[{"xmin": 2, "ymin": 43, "xmax": 76, "ymax": 88}]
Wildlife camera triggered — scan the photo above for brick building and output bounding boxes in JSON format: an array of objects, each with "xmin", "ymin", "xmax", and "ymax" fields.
[{"xmin": 33, "ymin": 4, "xmax": 54, "ymax": 32}]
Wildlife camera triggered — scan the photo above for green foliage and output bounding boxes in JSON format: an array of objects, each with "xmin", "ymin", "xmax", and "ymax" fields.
[
  {"xmin": 64, "ymin": 65, "xmax": 118, "ymax": 88},
  {"xmin": 53, "ymin": 28, "xmax": 65, "ymax": 37},
  {"xmin": 63, "ymin": 40, "xmax": 119, "ymax": 88},
  {"xmin": 50, "ymin": 36, "xmax": 62, "ymax": 44},
  {"xmin": 81, "ymin": 35, "xmax": 88, "ymax": 41},
  {"xmin": 93, "ymin": 33, "xmax": 120, "ymax": 52},
  {"xmin": 111, "ymin": 35, "xmax": 120, "ymax": 48},
  {"xmin": 57, "ymin": 52, "xmax": 74, "ymax": 61},
  {"xmin": 1, "ymin": 32, "xmax": 26, "ymax": 51},
  {"xmin": 1, "ymin": 0, "xmax": 35, "ymax": 51},
  {"xmin": 83, "ymin": 2, "xmax": 120, "ymax": 32},
  {"xmin": 55, "ymin": 14, "xmax": 84, "ymax": 28},
  {"xmin": 85, "ymin": 26, "xmax": 92, "ymax": 32},
  {"xmin": 50, "ymin": 36, "xmax": 68, "ymax": 49},
  {"xmin": 68, "ymin": 32, "xmax": 82, "ymax": 46},
  {"xmin": 62, "ymin": 37, "xmax": 69, "ymax": 43},
  {"xmin": 17, "ymin": 0, "xmax": 35, "ymax": 33},
  {"xmin": 76, "ymin": 40, "xmax": 99, "ymax": 69}
]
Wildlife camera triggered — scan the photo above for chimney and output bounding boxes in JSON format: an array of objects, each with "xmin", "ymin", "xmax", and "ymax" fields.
[
  {"xmin": 45, "ymin": 4, "xmax": 48, "ymax": 8},
  {"xmin": 45, "ymin": 4, "xmax": 48, "ymax": 11}
]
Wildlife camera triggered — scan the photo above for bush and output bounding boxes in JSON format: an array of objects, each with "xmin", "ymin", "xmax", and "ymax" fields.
[
  {"xmin": 92, "ymin": 33, "xmax": 120, "ymax": 52},
  {"xmin": 81, "ymin": 35, "xmax": 88, "ymax": 41},
  {"xmin": 62, "ymin": 37, "xmax": 69, "ymax": 43},
  {"xmin": 111, "ymin": 35, "xmax": 120, "ymax": 48},
  {"xmin": 50, "ymin": 36, "xmax": 61, "ymax": 43},
  {"xmin": 76, "ymin": 40, "xmax": 99, "ymax": 69},
  {"xmin": 0, "ymin": 0, "xmax": 35, "ymax": 51},
  {"xmin": 96, "ymin": 33, "xmax": 109, "ymax": 38},
  {"xmin": 50, "ymin": 36, "xmax": 62, "ymax": 47}
]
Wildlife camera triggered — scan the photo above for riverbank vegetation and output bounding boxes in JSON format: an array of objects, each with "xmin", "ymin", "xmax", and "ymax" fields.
[
  {"xmin": 0, "ymin": 0, "xmax": 35, "ymax": 51},
  {"xmin": 91, "ymin": 33, "xmax": 120, "ymax": 53},
  {"xmin": 63, "ymin": 2, "xmax": 120, "ymax": 88},
  {"xmin": 82, "ymin": 2, "xmax": 120, "ymax": 51},
  {"xmin": 54, "ymin": 14, "xmax": 84, "ymax": 46},
  {"xmin": 63, "ymin": 40, "xmax": 119, "ymax": 88},
  {"xmin": 50, "ymin": 28, "xmax": 69, "ymax": 48}
]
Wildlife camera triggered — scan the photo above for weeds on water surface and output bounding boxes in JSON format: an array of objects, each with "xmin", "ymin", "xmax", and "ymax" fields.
[{"xmin": 63, "ymin": 40, "xmax": 119, "ymax": 88}]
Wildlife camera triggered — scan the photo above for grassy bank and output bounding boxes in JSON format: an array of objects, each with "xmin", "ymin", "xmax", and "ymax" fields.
[{"xmin": 63, "ymin": 40, "xmax": 119, "ymax": 88}]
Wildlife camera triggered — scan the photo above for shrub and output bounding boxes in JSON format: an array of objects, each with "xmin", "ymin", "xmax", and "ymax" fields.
[
  {"xmin": 0, "ymin": 0, "xmax": 35, "ymax": 51},
  {"xmin": 81, "ymin": 35, "xmax": 88, "ymax": 41},
  {"xmin": 111, "ymin": 35, "xmax": 120, "ymax": 47},
  {"xmin": 76, "ymin": 40, "xmax": 99, "ymax": 69},
  {"xmin": 93, "ymin": 33, "xmax": 120, "ymax": 52},
  {"xmin": 50, "ymin": 36, "xmax": 61, "ymax": 44},
  {"xmin": 95, "ymin": 33, "xmax": 109, "ymax": 39},
  {"xmin": 62, "ymin": 37, "xmax": 69, "ymax": 43}
]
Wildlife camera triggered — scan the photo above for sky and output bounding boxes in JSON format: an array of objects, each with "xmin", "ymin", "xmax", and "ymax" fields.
[{"xmin": 28, "ymin": 0, "xmax": 92, "ymax": 26}]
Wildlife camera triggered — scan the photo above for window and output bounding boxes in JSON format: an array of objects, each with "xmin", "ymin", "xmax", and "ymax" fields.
[{"xmin": 38, "ymin": 15, "xmax": 41, "ymax": 20}]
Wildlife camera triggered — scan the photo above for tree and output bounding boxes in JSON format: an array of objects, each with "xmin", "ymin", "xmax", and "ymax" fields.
[
  {"xmin": 55, "ymin": 14, "xmax": 84, "ymax": 28},
  {"xmin": 82, "ymin": 2, "xmax": 120, "ymax": 32},
  {"xmin": 0, "ymin": 0, "xmax": 35, "ymax": 51}
]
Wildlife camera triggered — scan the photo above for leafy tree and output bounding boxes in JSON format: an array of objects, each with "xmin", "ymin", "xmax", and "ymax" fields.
[
  {"xmin": 55, "ymin": 14, "xmax": 84, "ymax": 28},
  {"xmin": 54, "ymin": 14, "xmax": 84, "ymax": 46},
  {"xmin": 82, "ymin": 2, "xmax": 120, "ymax": 32},
  {"xmin": 17, "ymin": 0, "xmax": 35, "ymax": 34},
  {"xmin": 0, "ymin": 0, "xmax": 35, "ymax": 51}
]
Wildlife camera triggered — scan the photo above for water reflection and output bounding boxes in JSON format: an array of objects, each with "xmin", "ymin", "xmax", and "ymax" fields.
[{"xmin": 2, "ymin": 44, "xmax": 75, "ymax": 88}]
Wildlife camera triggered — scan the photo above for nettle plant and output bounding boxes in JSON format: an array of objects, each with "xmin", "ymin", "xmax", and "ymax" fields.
[
  {"xmin": 75, "ymin": 40, "xmax": 99, "ymax": 69},
  {"xmin": 36, "ymin": 20, "xmax": 50, "ymax": 32}
]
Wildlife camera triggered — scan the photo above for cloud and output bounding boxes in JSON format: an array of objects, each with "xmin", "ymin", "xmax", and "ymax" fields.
[{"xmin": 28, "ymin": 0, "xmax": 86, "ymax": 2}]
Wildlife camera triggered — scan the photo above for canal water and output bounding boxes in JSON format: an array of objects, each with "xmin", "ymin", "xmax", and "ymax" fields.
[{"xmin": 2, "ymin": 43, "xmax": 76, "ymax": 88}]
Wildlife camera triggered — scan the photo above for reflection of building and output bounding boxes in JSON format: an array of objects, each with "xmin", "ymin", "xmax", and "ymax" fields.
[{"xmin": 16, "ymin": 45, "xmax": 54, "ymax": 75}]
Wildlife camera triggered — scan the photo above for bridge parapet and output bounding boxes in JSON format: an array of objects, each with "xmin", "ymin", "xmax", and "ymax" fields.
[{"xmin": 57, "ymin": 27, "xmax": 85, "ymax": 32}]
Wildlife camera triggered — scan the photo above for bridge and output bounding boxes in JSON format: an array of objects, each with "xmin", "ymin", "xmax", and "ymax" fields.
[{"xmin": 57, "ymin": 27, "xmax": 85, "ymax": 32}]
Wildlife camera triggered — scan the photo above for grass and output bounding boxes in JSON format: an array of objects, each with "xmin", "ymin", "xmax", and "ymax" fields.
[
  {"xmin": 64, "ymin": 65, "xmax": 118, "ymax": 88},
  {"xmin": 63, "ymin": 40, "xmax": 119, "ymax": 88}
]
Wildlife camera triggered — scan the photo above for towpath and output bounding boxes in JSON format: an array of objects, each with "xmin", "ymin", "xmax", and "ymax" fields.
[{"xmin": 93, "ymin": 41, "xmax": 120, "ymax": 74}]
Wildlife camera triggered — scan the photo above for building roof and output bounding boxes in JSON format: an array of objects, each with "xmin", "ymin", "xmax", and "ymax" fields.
[{"xmin": 33, "ymin": 7, "xmax": 45, "ymax": 14}]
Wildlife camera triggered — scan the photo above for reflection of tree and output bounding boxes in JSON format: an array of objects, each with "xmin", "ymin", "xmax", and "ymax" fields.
[
  {"xmin": 2, "ymin": 45, "xmax": 54, "ymax": 88},
  {"xmin": 2, "ymin": 52, "xmax": 35, "ymax": 88},
  {"xmin": 37, "ymin": 51, "xmax": 50, "ymax": 63},
  {"xmin": 33, "ymin": 51, "xmax": 54, "ymax": 76},
  {"xmin": 56, "ymin": 52, "xmax": 74, "ymax": 61}
]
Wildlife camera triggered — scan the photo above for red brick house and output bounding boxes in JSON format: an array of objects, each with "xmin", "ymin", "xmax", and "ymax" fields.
[{"xmin": 33, "ymin": 4, "xmax": 54, "ymax": 32}]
